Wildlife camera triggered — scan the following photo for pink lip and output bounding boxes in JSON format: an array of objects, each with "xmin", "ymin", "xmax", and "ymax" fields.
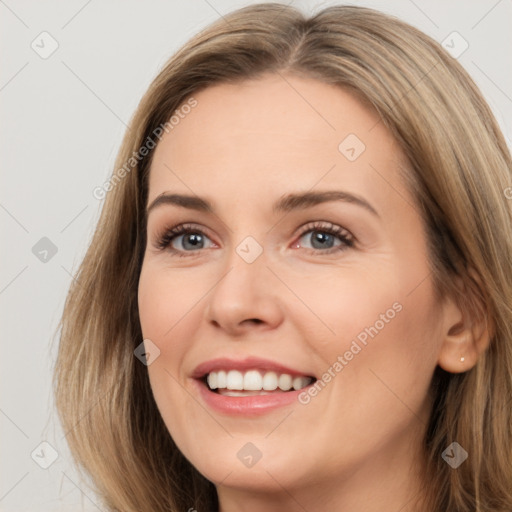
[
  {"xmin": 192, "ymin": 378, "xmax": 309, "ymax": 416},
  {"xmin": 191, "ymin": 356, "xmax": 313, "ymax": 379}
]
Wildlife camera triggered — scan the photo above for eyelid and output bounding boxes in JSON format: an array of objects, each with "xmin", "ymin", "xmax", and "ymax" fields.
[
  {"xmin": 292, "ymin": 220, "xmax": 355, "ymax": 252},
  {"xmin": 153, "ymin": 220, "xmax": 355, "ymax": 255},
  {"xmin": 294, "ymin": 220, "xmax": 353, "ymax": 240},
  {"xmin": 153, "ymin": 222, "xmax": 215, "ymax": 252}
]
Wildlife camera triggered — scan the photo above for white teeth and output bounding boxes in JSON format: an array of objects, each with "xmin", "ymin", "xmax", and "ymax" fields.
[
  {"xmin": 262, "ymin": 371, "xmax": 278, "ymax": 390},
  {"xmin": 278, "ymin": 374, "xmax": 293, "ymax": 391},
  {"xmin": 243, "ymin": 370, "xmax": 262, "ymax": 391},
  {"xmin": 226, "ymin": 370, "xmax": 244, "ymax": 390},
  {"xmin": 217, "ymin": 370, "xmax": 227, "ymax": 389},
  {"xmin": 207, "ymin": 372, "xmax": 218, "ymax": 390},
  {"xmin": 292, "ymin": 376, "xmax": 309, "ymax": 391},
  {"xmin": 219, "ymin": 390, "xmax": 275, "ymax": 397},
  {"xmin": 206, "ymin": 369, "xmax": 313, "ymax": 392}
]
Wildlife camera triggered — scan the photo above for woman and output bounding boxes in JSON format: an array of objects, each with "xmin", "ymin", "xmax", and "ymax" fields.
[{"xmin": 54, "ymin": 3, "xmax": 512, "ymax": 511}]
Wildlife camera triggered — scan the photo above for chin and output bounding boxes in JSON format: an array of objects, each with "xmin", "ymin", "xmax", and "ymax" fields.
[{"xmin": 176, "ymin": 433, "xmax": 312, "ymax": 492}]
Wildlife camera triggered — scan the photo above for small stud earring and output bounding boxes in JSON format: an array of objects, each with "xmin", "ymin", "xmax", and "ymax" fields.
[{"xmin": 460, "ymin": 356, "xmax": 465, "ymax": 362}]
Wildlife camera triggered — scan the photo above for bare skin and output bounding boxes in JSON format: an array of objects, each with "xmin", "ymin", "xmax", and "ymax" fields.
[{"xmin": 137, "ymin": 73, "xmax": 489, "ymax": 512}]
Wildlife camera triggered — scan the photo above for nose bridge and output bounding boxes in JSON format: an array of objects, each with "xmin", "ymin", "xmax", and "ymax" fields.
[
  {"xmin": 205, "ymin": 230, "xmax": 284, "ymax": 332},
  {"xmin": 213, "ymin": 233, "xmax": 268, "ymax": 304},
  {"xmin": 219, "ymin": 215, "xmax": 269, "ymax": 280}
]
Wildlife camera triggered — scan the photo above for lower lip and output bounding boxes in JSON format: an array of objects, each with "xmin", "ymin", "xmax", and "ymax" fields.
[{"xmin": 193, "ymin": 379, "xmax": 306, "ymax": 416}]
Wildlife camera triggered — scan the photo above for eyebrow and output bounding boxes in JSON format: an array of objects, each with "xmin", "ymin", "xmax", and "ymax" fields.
[{"xmin": 146, "ymin": 190, "xmax": 379, "ymax": 218}]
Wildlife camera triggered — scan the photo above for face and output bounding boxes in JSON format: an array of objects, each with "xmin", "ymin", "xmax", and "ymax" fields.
[{"xmin": 138, "ymin": 74, "xmax": 448, "ymax": 504}]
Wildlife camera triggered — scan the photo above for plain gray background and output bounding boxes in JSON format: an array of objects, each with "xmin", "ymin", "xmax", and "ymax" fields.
[{"xmin": 1, "ymin": 0, "xmax": 511, "ymax": 510}]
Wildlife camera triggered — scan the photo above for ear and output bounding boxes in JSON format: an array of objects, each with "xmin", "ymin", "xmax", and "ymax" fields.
[{"xmin": 437, "ymin": 273, "xmax": 492, "ymax": 373}]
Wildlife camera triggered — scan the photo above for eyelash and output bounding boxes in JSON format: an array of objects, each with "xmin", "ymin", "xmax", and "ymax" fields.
[{"xmin": 154, "ymin": 221, "xmax": 355, "ymax": 257}]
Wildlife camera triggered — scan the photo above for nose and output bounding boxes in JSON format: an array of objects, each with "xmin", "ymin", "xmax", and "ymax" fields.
[{"xmin": 205, "ymin": 247, "xmax": 285, "ymax": 337}]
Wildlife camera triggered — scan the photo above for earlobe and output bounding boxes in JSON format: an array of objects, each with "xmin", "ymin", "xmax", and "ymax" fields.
[
  {"xmin": 437, "ymin": 328, "xmax": 478, "ymax": 374},
  {"xmin": 436, "ymin": 289, "xmax": 492, "ymax": 374}
]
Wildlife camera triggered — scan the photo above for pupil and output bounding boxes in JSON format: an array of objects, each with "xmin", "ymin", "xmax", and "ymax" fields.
[
  {"xmin": 312, "ymin": 231, "xmax": 333, "ymax": 249},
  {"xmin": 184, "ymin": 233, "xmax": 203, "ymax": 250}
]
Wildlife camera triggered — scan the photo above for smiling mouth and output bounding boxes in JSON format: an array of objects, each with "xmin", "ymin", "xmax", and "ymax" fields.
[{"xmin": 202, "ymin": 369, "xmax": 316, "ymax": 396}]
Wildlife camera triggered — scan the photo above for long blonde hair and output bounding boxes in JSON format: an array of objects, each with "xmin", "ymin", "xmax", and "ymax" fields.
[{"xmin": 54, "ymin": 3, "xmax": 512, "ymax": 511}]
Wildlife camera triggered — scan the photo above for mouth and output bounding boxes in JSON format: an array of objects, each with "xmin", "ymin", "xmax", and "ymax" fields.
[
  {"xmin": 201, "ymin": 369, "xmax": 316, "ymax": 397},
  {"xmin": 191, "ymin": 357, "xmax": 317, "ymax": 414}
]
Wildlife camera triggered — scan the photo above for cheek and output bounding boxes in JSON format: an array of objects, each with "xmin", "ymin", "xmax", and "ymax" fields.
[
  {"xmin": 291, "ymin": 261, "xmax": 440, "ymax": 412},
  {"xmin": 138, "ymin": 264, "xmax": 213, "ymax": 449},
  {"xmin": 137, "ymin": 264, "xmax": 202, "ymax": 406},
  {"xmin": 138, "ymin": 263, "xmax": 206, "ymax": 342},
  {"xmin": 283, "ymin": 265, "xmax": 403, "ymax": 349}
]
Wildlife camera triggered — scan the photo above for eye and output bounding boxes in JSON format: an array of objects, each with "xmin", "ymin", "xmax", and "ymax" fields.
[
  {"xmin": 293, "ymin": 221, "xmax": 354, "ymax": 254},
  {"xmin": 154, "ymin": 223, "xmax": 216, "ymax": 256},
  {"xmin": 154, "ymin": 221, "xmax": 354, "ymax": 257}
]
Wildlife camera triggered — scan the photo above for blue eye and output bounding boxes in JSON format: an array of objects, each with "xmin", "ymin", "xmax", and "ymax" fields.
[
  {"xmin": 172, "ymin": 232, "xmax": 209, "ymax": 251},
  {"xmin": 295, "ymin": 222, "xmax": 354, "ymax": 254},
  {"xmin": 155, "ymin": 221, "xmax": 354, "ymax": 257},
  {"xmin": 156, "ymin": 224, "xmax": 214, "ymax": 255}
]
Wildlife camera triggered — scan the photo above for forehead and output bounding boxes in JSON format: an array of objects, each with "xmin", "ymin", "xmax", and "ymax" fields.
[{"xmin": 147, "ymin": 73, "xmax": 408, "ymax": 214}]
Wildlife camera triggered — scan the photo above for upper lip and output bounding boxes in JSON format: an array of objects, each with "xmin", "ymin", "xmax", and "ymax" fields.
[{"xmin": 191, "ymin": 357, "xmax": 315, "ymax": 379}]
